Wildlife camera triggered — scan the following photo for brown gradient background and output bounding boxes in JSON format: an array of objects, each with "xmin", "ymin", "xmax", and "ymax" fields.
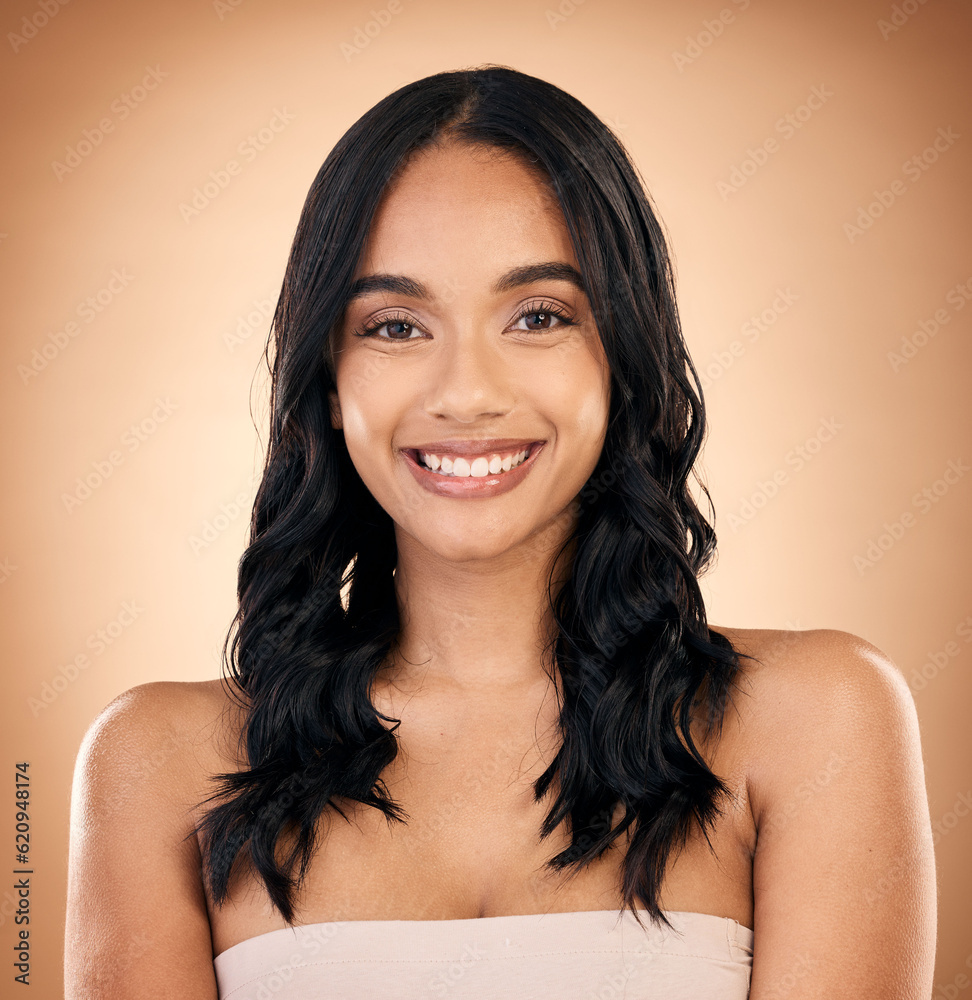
[{"xmin": 1, "ymin": 0, "xmax": 969, "ymax": 994}]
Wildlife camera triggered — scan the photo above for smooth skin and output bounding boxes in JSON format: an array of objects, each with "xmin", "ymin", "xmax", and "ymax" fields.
[{"xmin": 65, "ymin": 142, "xmax": 937, "ymax": 998}]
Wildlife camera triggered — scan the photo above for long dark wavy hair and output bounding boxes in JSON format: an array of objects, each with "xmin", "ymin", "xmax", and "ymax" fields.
[{"xmin": 191, "ymin": 64, "xmax": 754, "ymax": 934}]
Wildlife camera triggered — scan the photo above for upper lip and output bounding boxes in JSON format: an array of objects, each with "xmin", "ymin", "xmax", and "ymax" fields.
[{"xmin": 403, "ymin": 438, "xmax": 544, "ymax": 456}]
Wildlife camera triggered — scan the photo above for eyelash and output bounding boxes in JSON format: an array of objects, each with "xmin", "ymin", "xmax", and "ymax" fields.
[{"xmin": 354, "ymin": 300, "xmax": 576, "ymax": 341}]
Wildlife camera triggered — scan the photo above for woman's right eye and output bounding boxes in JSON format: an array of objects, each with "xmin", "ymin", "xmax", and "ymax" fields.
[{"xmin": 356, "ymin": 316, "xmax": 424, "ymax": 340}]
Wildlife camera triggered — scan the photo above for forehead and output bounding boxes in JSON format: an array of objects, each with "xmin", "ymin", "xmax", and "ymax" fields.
[{"xmin": 356, "ymin": 142, "xmax": 578, "ymax": 276}]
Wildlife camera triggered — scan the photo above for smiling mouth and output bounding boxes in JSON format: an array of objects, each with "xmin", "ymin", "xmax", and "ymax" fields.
[{"xmin": 408, "ymin": 443, "xmax": 538, "ymax": 477}]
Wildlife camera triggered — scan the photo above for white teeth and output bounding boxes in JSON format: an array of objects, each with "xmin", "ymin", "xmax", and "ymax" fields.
[{"xmin": 417, "ymin": 447, "xmax": 531, "ymax": 477}]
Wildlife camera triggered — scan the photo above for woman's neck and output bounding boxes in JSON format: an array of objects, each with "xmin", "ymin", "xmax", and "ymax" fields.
[{"xmin": 383, "ymin": 522, "xmax": 577, "ymax": 695}]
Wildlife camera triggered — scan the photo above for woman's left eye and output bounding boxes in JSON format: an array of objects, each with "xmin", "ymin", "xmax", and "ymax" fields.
[{"xmin": 512, "ymin": 303, "xmax": 575, "ymax": 333}]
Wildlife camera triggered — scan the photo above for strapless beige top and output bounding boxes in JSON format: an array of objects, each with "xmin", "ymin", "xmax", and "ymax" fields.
[{"xmin": 213, "ymin": 908, "xmax": 753, "ymax": 999}]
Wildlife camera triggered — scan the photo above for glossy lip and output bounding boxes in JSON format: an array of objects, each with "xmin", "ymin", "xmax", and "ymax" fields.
[{"xmin": 401, "ymin": 441, "xmax": 545, "ymax": 498}]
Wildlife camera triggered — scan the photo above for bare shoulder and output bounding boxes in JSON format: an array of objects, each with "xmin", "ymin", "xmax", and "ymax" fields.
[
  {"xmin": 66, "ymin": 678, "xmax": 247, "ymax": 998},
  {"xmin": 711, "ymin": 623, "xmax": 914, "ymax": 709},
  {"xmin": 709, "ymin": 625, "xmax": 936, "ymax": 996},
  {"xmin": 709, "ymin": 625, "xmax": 918, "ymax": 792},
  {"xmin": 693, "ymin": 624, "xmax": 918, "ymax": 837},
  {"xmin": 76, "ymin": 677, "xmax": 246, "ymax": 793},
  {"xmin": 82, "ymin": 675, "xmax": 240, "ymax": 733}
]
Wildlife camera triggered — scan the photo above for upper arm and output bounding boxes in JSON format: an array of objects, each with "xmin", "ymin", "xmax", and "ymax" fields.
[
  {"xmin": 744, "ymin": 629, "xmax": 937, "ymax": 999},
  {"xmin": 65, "ymin": 682, "xmax": 219, "ymax": 999}
]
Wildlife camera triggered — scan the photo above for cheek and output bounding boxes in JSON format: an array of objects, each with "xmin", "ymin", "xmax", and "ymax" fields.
[
  {"xmin": 335, "ymin": 358, "xmax": 405, "ymax": 446},
  {"xmin": 574, "ymin": 387, "xmax": 611, "ymax": 451},
  {"xmin": 334, "ymin": 380, "xmax": 401, "ymax": 507},
  {"xmin": 544, "ymin": 343, "xmax": 611, "ymax": 453}
]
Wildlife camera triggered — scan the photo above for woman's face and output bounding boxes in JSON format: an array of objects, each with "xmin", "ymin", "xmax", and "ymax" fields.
[{"xmin": 329, "ymin": 141, "xmax": 612, "ymax": 563}]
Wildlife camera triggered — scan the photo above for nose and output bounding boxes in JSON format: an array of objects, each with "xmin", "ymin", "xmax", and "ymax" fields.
[{"xmin": 423, "ymin": 327, "xmax": 515, "ymax": 422}]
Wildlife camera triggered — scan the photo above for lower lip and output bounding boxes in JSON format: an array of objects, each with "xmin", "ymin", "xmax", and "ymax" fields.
[{"xmin": 402, "ymin": 443, "xmax": 545, "ymax": 498}]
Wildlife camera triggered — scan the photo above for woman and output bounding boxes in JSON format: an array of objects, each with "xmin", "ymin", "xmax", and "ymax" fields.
[{"xmin": 65, "ymin": 66, "xmax": 937, "ymax": 998}]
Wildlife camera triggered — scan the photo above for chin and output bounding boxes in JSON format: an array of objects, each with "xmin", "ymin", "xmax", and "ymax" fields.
[{"xmin": 404, "ymin": 520, "xmax": 530, "ymax": 563}]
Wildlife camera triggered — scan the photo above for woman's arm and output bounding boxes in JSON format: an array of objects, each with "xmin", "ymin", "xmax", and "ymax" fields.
[
  {"xmin": 745, "ymin": 629, "xmax": 937, "ymax": 999},
  {"xmin": 65, "ymin": 683, "xmax": 219, "ymax": 999}
]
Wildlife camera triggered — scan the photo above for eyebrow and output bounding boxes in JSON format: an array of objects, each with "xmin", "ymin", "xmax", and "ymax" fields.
[{"xmin": 345, "ymin": 261, "xmax": 587, "ymax": 303}]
